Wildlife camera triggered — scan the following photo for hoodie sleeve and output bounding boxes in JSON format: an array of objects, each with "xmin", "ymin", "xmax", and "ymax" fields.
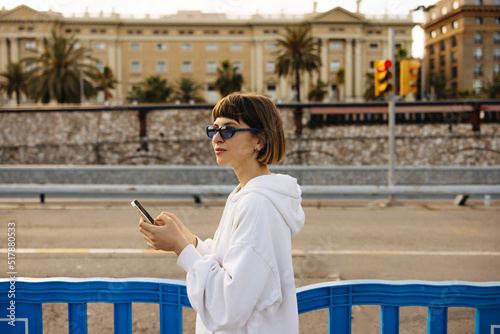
[
  {"xmin": 195, "ymin": 237, "xmax": 212, "ymax": 256},
  {"xmin": 177, "ymin": 194, "xmax": 283, "ymax": 332}
]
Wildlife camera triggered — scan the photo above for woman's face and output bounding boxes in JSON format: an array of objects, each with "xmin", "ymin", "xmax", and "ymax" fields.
[{"xmin": 211, "ymin": 117, "xmax": 261, "ymax": 169}]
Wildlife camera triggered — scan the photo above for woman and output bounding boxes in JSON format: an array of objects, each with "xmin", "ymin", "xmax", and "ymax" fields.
[{"xmin": 139, "ymin": 92, "xmax": 305, "ymax": 333}]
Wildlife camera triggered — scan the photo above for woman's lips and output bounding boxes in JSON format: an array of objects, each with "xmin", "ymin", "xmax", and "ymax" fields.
[{"xmin": 214, "ymin": 148, "xmax": 226, "ymax": 155}]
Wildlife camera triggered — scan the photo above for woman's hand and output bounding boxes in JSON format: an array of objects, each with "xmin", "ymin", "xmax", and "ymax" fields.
[
  {"xmin": 158, "ymin": 211, "xmax": 198, "ymax": 247},
  {"xmin": 139, "ymin": 213, "xmax": 190, "ymax": 256}
]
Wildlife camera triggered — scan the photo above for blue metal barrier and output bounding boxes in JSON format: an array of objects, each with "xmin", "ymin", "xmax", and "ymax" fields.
[{"xmin": 1, "ymin": 278, "xmax": 499, "ymax": 333}]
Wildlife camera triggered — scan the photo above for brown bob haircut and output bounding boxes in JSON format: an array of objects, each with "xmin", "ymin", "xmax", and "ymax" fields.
[{"xmin": 211, "ymin": 92, "xmax": 286, "ymax": 165}]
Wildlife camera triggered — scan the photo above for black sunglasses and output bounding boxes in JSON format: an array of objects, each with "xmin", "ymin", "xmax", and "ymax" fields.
[{"xmin": 206, "ymin": 125, "xmax": 260, "ymax": 140}]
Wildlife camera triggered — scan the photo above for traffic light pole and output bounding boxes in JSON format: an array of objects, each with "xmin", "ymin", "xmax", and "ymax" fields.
[{"xmin": 388, "ymin": 27, "xmax": 396, "ymax": 193}]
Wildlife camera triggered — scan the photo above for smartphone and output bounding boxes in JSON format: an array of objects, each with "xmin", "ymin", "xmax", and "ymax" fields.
[{"xmin": 131, "ymin": 200, "xmax": 155, "ymax": 225}]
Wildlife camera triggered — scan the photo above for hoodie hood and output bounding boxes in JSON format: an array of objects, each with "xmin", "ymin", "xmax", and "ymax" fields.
[{"xmin": 231, "ymin": 174, "xmax": 305, "ymax": 236}]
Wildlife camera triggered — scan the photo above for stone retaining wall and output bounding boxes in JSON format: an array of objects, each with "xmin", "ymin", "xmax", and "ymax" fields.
[{"xmin": 1, "ymin": 108, "xmax": 499, "ymax": 166}]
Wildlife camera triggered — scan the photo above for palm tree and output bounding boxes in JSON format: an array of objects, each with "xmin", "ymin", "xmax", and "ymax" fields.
[
  {"xmin": 363, "ymin": 72, "xmax": 376, "ymax": 101},
  {"xmin": 275, "ymin": 24, "xmax": 322, "ymax": 102},
  {"xmin": 0, "ymin": 62, "xmax": 30, "ymax": 104},
  {"xmin": 127, "ymin": 75, "xmax": 171, "ymax": 103},
  {"xmin": 214, "ymin": 60, "xmax": 243, "ymax": 97},
  {"xmin": 95, "ymin": 66, "xmax": 118, "ymax": 102},
  {"xmin": 26, "ymin": 31, "xmax": 96, "ymax": 103},
  {"xmin": 336, "ymin": 68, "xmax": 345, "ymax": 101},
  {"xmin": 308, "ymin": 79, "xmax": 328, "ymax": 102},
  {"xmin": 172, "ymin": 77, "xmax": 205, "ymax": 103}
]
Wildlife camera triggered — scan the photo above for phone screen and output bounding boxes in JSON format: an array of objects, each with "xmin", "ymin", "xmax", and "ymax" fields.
[{"xmin": 131, "ymin": 200, "xmax": 155, "ymax": 225}]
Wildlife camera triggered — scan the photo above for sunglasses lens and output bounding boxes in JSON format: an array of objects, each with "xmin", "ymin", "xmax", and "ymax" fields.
[
  {"xmin": 220, "ymin": 126, "xmax": 234, "ymax": 139},
  {"xmin": 206, "ymin": 126, "xmax": 217, "ymax": 138}
]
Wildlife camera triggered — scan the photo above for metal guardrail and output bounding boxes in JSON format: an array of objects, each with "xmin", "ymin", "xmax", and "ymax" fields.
[
  {"xmin": 1, "ymin": 166, "xmax": 499, "ymax": 202},
  {"xmin": 1, "ymin": 184, "xmax": 500, "ymax": 200},
  {"xmin": 0, "ymin": 278, "xmax": 499, "ymax": 334}
]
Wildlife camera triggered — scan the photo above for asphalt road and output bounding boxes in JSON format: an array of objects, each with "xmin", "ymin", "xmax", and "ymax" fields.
[{"xmin": 1, "ymin": 197, "xmax": 499, "ymax": 333}]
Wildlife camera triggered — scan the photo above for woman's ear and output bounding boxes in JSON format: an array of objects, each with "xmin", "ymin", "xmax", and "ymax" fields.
[{"xmin": 257, "ymin": 130, "xmax": 267, "ymax": 150}]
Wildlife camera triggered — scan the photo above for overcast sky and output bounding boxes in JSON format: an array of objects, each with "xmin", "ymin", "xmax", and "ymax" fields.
[{"xmin": 2, "ymin": 0, "xmax": 437, "ymax": 57}]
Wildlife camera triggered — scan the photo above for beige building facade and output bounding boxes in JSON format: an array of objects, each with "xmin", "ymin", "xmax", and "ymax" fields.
[
  {"xmin": 423, "ymin": 0, "xmax": 500, "ymax": 96},
  {"xmin": 0, "ymin": 5, "xmax": 415, "ymax": 104}
]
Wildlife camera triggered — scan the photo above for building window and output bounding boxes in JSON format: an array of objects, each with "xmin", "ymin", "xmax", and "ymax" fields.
[
  {"xmin": 156, "ymin": 61, "xmax": 167, "ymax": 73},
  {"xmin": 136, "ymin": 30, "xmax": 142, "ymax": 35},
  {"xmin": 369, "ymin": 43, "xmax": 378, "ymax": 49},
  {"xmin": 100, "ymin": 29, "xmax": 106, "ymax": 34},
  {"xmin": 156, "ymin": 43, "xmax": 167, "ymax": 51},
  {"xmin": 154, "ymin": 30, "xmax": 159, "ymax": 35},
  {"xmin": 475, "ymin": 32, "xmax": 483, "ymax": 44},
  {"xmin": 266, "ymin": 61, "xmax": 275, "ymax": 72},
  {"xmin": 429, "ymin": 44, "xmax": 435, "ymax": 55},
  {"xmin": 451, "ymin": 51, "xmax": 458, "ymax": 63},
  {"xmin": 181, "ymin": 43, "xmax": 192, "ymax": 51},
  {"xmin": 494, "ymin": 63, "xmax": 500, "ymax": 75},
  {"xmin": 231, "ymin": 43, "xmax": 242, "ymax": 51},
  {"xmin": 265, "ymin": 43, "xmax": 276, "ymax": 50},
  {"xmin": 431, "ymin": 30, "xmax": 437, "ymax": 38},
  {"xmin": 266, "ymin": 84, "xmax": 276, "ymax": 100},
  {"xmin": 496, "ymin": 18, "xmax": 500, "ymax": 25},
  {"xmin": 474, "ymin": 47, "xmax": 483, "ymax": 60},
  {"xmin": 441, "ymin": 7, "xmax": 448, "ymax": 15},
  {"xmin": 73, "ymin": 42, "xmax": 80, "ymax": 49},
  {"xmin": 24, "ymin": 41, "xmax": 36, "ymax": 49},
  {"xmin": 94, "ymin": 42, "xmax": 106, "ymax": 50},
  {"xmin": 476, "ymin": 0, "xmax": 483, "ymax": 4},
  {"xmin": 451, "ymin": 66, "xmax": 457, "ymax": 79},
  {"xmin": 131, "ymin": 61, "xmax": 141, "ymax": 73},
  {"xmin": 207, "ymin": 61, "xmax": 217, "ymax": 73},
  {"xmin": 452, "ymin": 20, "xmax": 458, "ymax": 29},
  {"xmin": 91, "ymin": 29, "xmax": 97, "ymax": 34},
  {"xmin": 330, "ymin": 60, "xmax": 340, "ymax": 72},
  {"xmin": 441, "ymin": 25, "xmax": 447, "ymax": 34},
  {"xmin": 440, "ymin": 40, "xmax": 445, "ymax": 51},
  {"xmin": 440, "ymin": 55, "xmax": 445, "ymax": 67},
  {"xmin": 329, "ymin": 42, "xmax": 341, "ymax": 49},
  {"xmin": 232, "ymin": 61, "xmax": 242, "ymax": 73},
  {"xmin": 451, "ymin": 36, "xmax": 457, "ymax": 47},
  {"xmin": 206, "ymin": 43, "xmax": 218, "ymax": 51},
  {"xmin": 207, "ymin": 85, "xmax": 218, "ymax": 103},
  {"xmin": 25, "ymin": 59, "xmax": 35, "ymax": 72},
  {"xmin": 495, "ymin": 32, "xmax": 500, "ymax": 44},
  {"xmin": 430, "ymin": 59, "xmax": 435, "ymax": 70},
  {"xmin": 130, "ymin": 43, "xmax": 141, "ymax": 50},
  {"xmin": 474, "ymin": 64, "xmax": 483, "ymax": 76},
  {"xmin": 182, "ymin": 61, "xmax": 192, "ymax": 73},
  {"xmin": 95, "ymin": 61, "xmax": 105, "ymax": 73},
  {"xmin": 494, "ymin": 47, "xmax": 500, "ymax": 60},
  {"xmin": 476, "ymin": 17, "xmax": 483, "ymax": 25},
  {"xmin": 128, "ymin": 30, "xmax": 133, "ymax": 35},
  {"xmin": 453, "ymin": 1, "xmax": 459, "ymax": 10},
  {"xmin": 473, "ymin": 80, "xmax": 483, "ymax": 94}
]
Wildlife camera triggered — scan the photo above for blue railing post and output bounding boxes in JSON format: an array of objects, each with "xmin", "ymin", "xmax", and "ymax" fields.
[
  {"xmin": 475, "ymin": 308, "xmax": 500, "ymax": 334},
  {"xmin": 114, "ymin": 303, "xmax": 132, "ymax": 334},
  {"xmin": 68, "ymin": 303, "xmax": 88, "ymax": 334},
  {"xmin": 427, "ymin": 307, "xmax": 448, "ymax": 334},
  {"xmin": 380, "ymin": 305, "xmax": 399, "ymax": 334},
  {"xmin": 329, "ymin": 305, "xmax": 350, "ymax": 334}
]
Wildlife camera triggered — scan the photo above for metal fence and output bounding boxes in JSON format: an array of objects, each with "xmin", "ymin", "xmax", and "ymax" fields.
[{"xmin": 0, "ymin": 278, "xmax": 499, "ymax": 333}]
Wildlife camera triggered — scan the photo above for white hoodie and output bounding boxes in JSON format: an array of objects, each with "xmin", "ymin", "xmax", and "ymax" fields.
[{"xmin": 177, "ymin": 174, "xmax": 305, "ymax": 334}]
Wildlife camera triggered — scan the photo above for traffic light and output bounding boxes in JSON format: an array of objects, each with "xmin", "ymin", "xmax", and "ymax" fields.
[
  {"xmin": 374, "ymin": 59, "xmax": 393, "ymax": 97},
  {"xmin": 400, "ymin": 59, "xmax": 421, "ymax": 96}
]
